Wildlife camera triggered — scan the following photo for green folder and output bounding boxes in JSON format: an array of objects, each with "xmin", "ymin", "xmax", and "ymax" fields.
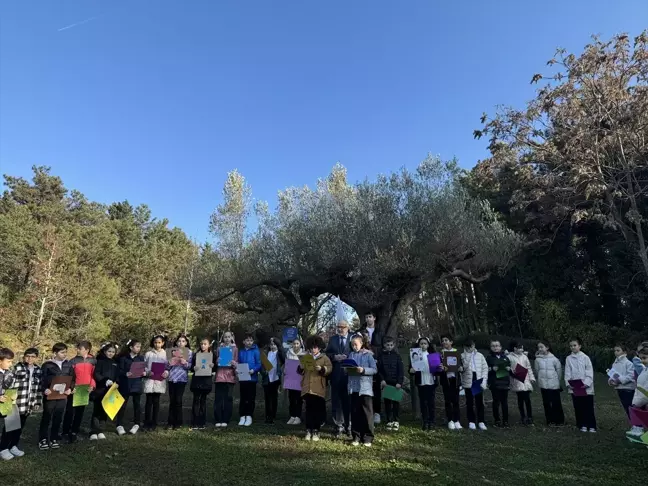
[
  {"xmin": 0, "ymin": 389, "xmax": 17, "ymax": 416},
  {"xmin": 383, "ymin": 385, "xmax": 404, "ymax": 402},
  {"xmin": 496, "ymin": 369, "xmax": 509, "ymax": 379},
  {"xmin": 73, "ymin": 384, "xmax": 90, "ymax": 407}
]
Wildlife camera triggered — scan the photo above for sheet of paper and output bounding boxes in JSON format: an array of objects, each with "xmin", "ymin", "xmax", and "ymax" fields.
[
  {"xmin": 101, "ymin": 383, "xmax": 125, "ymax": 421},
  {"xmin": 218, "ymin": 347, "xmax": 233, "ymax": 367},
  {"xmin": 261, "ymin": 352, "xmax": 274, "ymax": 372},
  {"xmin": 606, "ymin": 368, "xmax": 619, "ymax": 379},
  {"xmin": 237, "ymin": 363, "xmax": 251, "ymax": 381},
  {"xmin": 299, "ymin": 354, "xmax": 316, "ymax": 372},
  {"xmin": 4, "ymin": 405, "xmax": 21, "ymax": 432},
  {"xmin": 195, "ymin": 352, "xmax": 213, "ymax": 377},
  {"xmin": 283, "ymin": 359, "xmax": 302, "ymax": 391},
  {"xmin": 73, "ymin": 384, "xmax": 90, "ymax": 407},
  {"xmin": 410, "ymin": 348, "xmax": 427, "ymax": 372},
  {"xmin": 383, "ymin": 385, "xmax": 404, "ymax": 402},
  {"xmin": 129, "ymin": 361, "xmax": 146, "ymax": 377},
  {"xmin": 151, "ymin": 362, "xmax": 166, "ymax": 381}
]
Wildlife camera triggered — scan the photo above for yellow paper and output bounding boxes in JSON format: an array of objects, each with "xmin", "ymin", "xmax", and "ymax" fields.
[
  {"xmin": 299, "ymin": 354, "xmax": 316, "ymax": 372},
  {"xmin": 101, "ymin": 383, "xmax": 125, "ymax": 421},
  {"xmin": 261, "ymin": 352, "xmax": 273, "ymax": 371}
]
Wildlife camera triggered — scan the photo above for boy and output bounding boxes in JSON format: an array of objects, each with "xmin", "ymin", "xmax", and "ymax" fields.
[
  {"xmin": 0, "ymin": 348, "xmax": 16, "ymax": 461},
  {"xmin": 237, "ymin": 333, "xmax": 261, "ymax": 426},
  {"xmin": 377, "ymin": 336, "xmax": 404, "ymax": 431},
  {"xmin": 39, "ymin": 343, "xmax": 75, "ymax": 450},
  {"xmin": 1, "ymin": 348, "xmax": 42, "ymax": 459},
  {"xmin": 298, "ymin": 335, "xmax": 332, "ymax": 441},
  {"xmin": 62, "ymin": 341, "xmax": 95, "ymax": 442},
  {"xmin": 486, "ymin": 340, "xmax": 511, "ymax": 427}
]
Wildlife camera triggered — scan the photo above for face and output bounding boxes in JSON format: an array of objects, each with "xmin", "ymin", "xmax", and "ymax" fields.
[
  {"xmin": 23, "ymin": 353, "xmax": 38, "ymax": 366},
  {"xmin": 365, "ymin": 314, "xmax": 375, "ymax": 328},
  {"xmin": 569, "ymin": 341, "xmax": 581, "ymax": 353},
  {"xmin": 200, "ymin": 340, "xmax": 209, "ymax": 352},
  {"xmin": 176, "ymin": 337, "xmax": 188, "ymax": 348},
  {"xmin": 384, "ymin": 342, "xmax": 395, "ymax": 352},
  {"xmin": 223, "ymin": 333, "xmax": 233, "ymax": 345},
  {"xmin": 639, "ymin": 353, "xmax": 648, "ymax": 366},
  {"xmin": 464, "ymin": 344, "xmax": 475, "ymax": 353},
  {"xmin": 441, "ymin": 337, "xmax": 453, "ymax": 350},
  {"xmin": 337, "ymin": 322, "xmax": 349, "ymax": 336},
  {"xmin": 269, "ymin": 341, "xmax": 278, "ymax": 352},
  {"xmin": 77, "ymin": 346, "xmax": 89, "ymax": 357},
  {"xmin": 614, "ymin": 346, "xmax": 624, "ymax": 358},
  {"xmin": 514, "ymin": 345, "xmax": 524, "ymax": 354},
  {"xmin": 54, "ymin": 349, "xmax": 67, "ymax": 360},
  {"xmin": 310, "ymin": 345, "xmax": 320, "ymax": 355},
  {"xmin": 243, "ymin": 337, "xmax": 254, "ymax": 349},
  {"xmin": 419, "ymin": 340, "xmax": 429, "ymax": 352},
  {"xmin": 0, "ymin": 358, "xmax": 13, "ymax": 370},
  {"xmin": 131, "ymin": 343, "xmax": 142, "ymax": 355},
  {"xmin": 153, "ymin": 338, "xmax": 164, "ymax": 350},
  {"xmin": 350, "ymin": 338, "xmax": 362, "ymax": 352},
  {"xmin": 291, "ymin": 339, "xmax": 301, "ymax": 353},
  {"xmin": 537, "ymin": 343, "xmax": 548, "ymax": 355},
  {"xmin": 105, "ymin": 347, "xmax": 116, "ymax": 359},
  {"xmin": 490, "ymin": 341, "xmax": 502, "ymax": 353}
]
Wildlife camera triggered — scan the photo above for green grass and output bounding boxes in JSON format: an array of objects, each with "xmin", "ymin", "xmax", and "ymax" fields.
[{"xmin": 3, "ymin": 376, "xmax": 646, "ymax": 485}]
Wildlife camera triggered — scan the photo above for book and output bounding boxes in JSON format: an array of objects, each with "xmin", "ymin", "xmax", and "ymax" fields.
[
  {"xmin": 218, "ymin": 347, "xmax": 233, "ymax": 367},
  {"xmin": 129, "ymin": 361, "xmax": 146, "ymax": 377},
  {"xmin": 513, "ymin": 364, "xmax": 528, "ymax": 382},
  {"xmin": 47, "ymin": 376, "xmax": 72, "ymax": 400},
  {"xmin": 443, "ymin": 350, "xmax": 460, "ymax": 372},
  {"xmin": 151, "ymin": 362, "xmax": 166, "ymax": 381},
  {"xmin": 383, "ymin": 385, "xmax": 404, "ymax": 402}
]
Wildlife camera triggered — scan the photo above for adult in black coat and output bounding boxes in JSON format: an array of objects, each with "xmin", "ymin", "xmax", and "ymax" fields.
[{"xmin": 325, "ymin": 320, "xmax": 352, "ymax": 437}]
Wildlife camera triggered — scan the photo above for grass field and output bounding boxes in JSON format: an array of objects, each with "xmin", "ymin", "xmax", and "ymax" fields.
[{"xmin": 2, "ymin": 375, "xmax": 645, "ymax": 485}]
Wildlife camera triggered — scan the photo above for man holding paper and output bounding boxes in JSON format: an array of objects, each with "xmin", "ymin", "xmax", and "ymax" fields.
[{"xmin": 325, "ymin": 320, "xmax": 352, "ymax": 438}]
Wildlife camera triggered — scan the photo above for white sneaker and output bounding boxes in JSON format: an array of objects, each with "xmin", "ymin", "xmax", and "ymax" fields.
[
  {"xmin": 392, "ymin": 422, "xmax": 400, "ymax": 431},
  {"xmin": 238, "ymin": 417, "xmax": 246, "ymax": 426},
  {"xmin": 287, "ymin": 417, "xmax": 295, "ymax": 425},
  {"xmin": 588, "ymin": 428, "xmax": 597, "ymax": 433},
  {"xmin": 351, "ymin": 440, "xmax": 360, "ymax": 447},
  {"xmin": 89, "ymin": 434, "xmax": 98, "ymax": 441},
  {"xmin": 116, "ymin": 426, "xmax": 126, "ymax": 436},
  {"xmin": 244, "ymin": 416, "xmax": 252, "ymax": 426},
  {"xmin": 373, "ymin": 413, "xmax": 381, "ymax": 424},
  {"xmin": 9, "ymin": 446, "xmax": 25, "ymax": 457},
  {"xmin": 129, "ymin": 425, "xmax": 140, "ymax": 435},
  {"xmin": 312, "ymin": 432, "xmax": 320, "ymax": 442},
  {"xmin": 293, "ymin": 417, "xmax": 301, "ymax": 425},
  {"xmin": 478, "ymin": 422, "xmax": 488, "ymax": 431},
  {"xmin": 448, "ymin": 421, "xmax": 456, "ymax": 430},
  {"xmin": 363, "ymin": 442, "xmax": 372, "ymax": 447},
  {"xmin": 305, "ymin": 431, "xmax": 312, "ymax": 441},
  {"xmin": 459, "ymin": 389, "xmax": 465, "ymax": 396},
  {"xmin": 580, "ymin": 427, "xmax": 588, "ymax": 432},
  {"xmin": 220, "ymin": 423, "xmax": 228, "ymax": 428},
  {"xmin": 97, "ymin": 433, "xmax": 106, "ymax": 440},
  {"xmin": 469, "ymin": 422, "xmax": 476, "ymax": 430},
  {"xmin": 0, "ymin": 449, "xmax": 14, "ymax": 461},
  {"xmin": 454, "ymin": 422, "xmax": 463, "ymax": 430},
  {"xmin": 628, "ymin": 426, "xmax": 644, "ymax": 437}
]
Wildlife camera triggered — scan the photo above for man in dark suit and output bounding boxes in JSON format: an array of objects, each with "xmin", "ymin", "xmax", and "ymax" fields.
[
  {"xmin": 325, "ymin": 320, "xmax": 351, "ymax": 438},
  {"xmin": 358, "ymin": 312, "xmax": 384, "ymax": 424}
]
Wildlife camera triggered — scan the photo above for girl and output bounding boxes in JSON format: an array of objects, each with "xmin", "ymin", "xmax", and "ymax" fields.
[
  {"xmin": 213, "ymin": 331, "xmax": 238, "ymax": 428},
  {"xmin": 261, "ymin": 337, "xmax": 285, "ymax": 425},
  {"xmin": 90, "ymin": 342, "xmax": 119, "ymax": 440},
  {"xmin": 534, "ymin": 340, "xmax": 564, "ymax": 426},
  {"xmin": 508, "ymin": 341, "xmax": 536, "ymax": 425},
  {"xmin": 238, "ymin": 333, "xmax": 261, "ymax": 426},
  {"xmin": 116, "ymin": 339, "xmax": 145, "ymax": 435},
  {"xmin": 439, "ymin": 335, "xmax": 461, "ymax": 430},
  {"xmin": 409, "ymin": 337, "xmax": 437, "ymax": 430},
  {"xmin": 190, "ymin": 338, "xmax": 213, "ymax": 430},
  {"xmin": 486, "ymin": 340, "xmax": 510, "ymax": 427},
  {"xmin": 285, "ymin": 338, "xmax": 304, "ymax": 425},
  {"xmin": 628, "ymin": 344, "xmax": 648, "ymax": 438},
  {"xmin": 167, "ymin": 333, "xmax": 192, "ymax": 430},
  {"xmin": 299, "ymin": 335, "xmax": 332, "ymax": 441},
  {"xmin": 347, "ymin": 334, "xmax": 377, "ymax": 447},
  {"xmin": 460, "ymin": 339, "xmax": 488, "ymax": 431},
  {"xmin": 564, "ymin": 337, "xmax": 596, "ymax": 432},
  {"xmin": 143, "ymin": 335, "xmax": 168, "ymax": 431},
  {"xmin": 608, "ymin": 344, "xmax": 636, "ymax": 428}
]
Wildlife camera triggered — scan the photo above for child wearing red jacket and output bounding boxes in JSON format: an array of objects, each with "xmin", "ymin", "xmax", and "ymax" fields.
[{"xmin": 62, "ymin": 341, "xmax": 96, "ymax": 442}]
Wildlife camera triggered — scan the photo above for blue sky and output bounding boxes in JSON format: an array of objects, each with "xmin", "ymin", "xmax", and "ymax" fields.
[{"xmin": 1, "ymin": 1, "xmax": 646, "ymax": 242}]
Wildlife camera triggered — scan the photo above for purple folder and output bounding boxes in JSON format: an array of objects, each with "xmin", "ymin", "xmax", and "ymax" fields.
[
  {"xmin": 569, "ymin": 379, "xmax": 587, "ymax": 396},
  {"xmin": 283, "ymin": 360, "xmax": 302, "ymax": 391},
  {"xmin": 151, "ymin": 362, "xmax": 166, "ymax": 381},
  {"xmin": 427, "ymin": 352, "xmax": 442, "ymax": 373}
]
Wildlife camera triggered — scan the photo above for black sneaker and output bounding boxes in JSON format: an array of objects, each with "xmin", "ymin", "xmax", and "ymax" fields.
[
  {"xmin": 39, "ymin": 439, "xmax": 50, "ymax": 451},
  {"xmin": 68, "ymin": 433, "xmax": 78, "ymax": 443},
  {"xmin": 50, "ymin": 440, "xmax": 60, "ymax": 449}
]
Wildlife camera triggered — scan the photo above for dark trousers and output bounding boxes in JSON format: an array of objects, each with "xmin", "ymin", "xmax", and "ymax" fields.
[
  {"xmin": 191, "ymin": 391, "xmax": 209, "ymax": 427},
  {"xmin": 91, "ymin": 396, "xmax": 108, "ymax": 434},
  {"xmin": 116, "ymin": 393, "xmax": 141, "ymax": 427},
  {"xmin": 617, "ymin": 389, "xmax": 635, "ymax": 420},
  {"xmin": 516, "ymin": 391, "xmax": 533, "ymax": 420},
  {"xmin": 465, "ymin": 387, "xmax": 485, "ymax": 424},
  {"xmin": 239, "ymin": 381, "xmax": 257, "ymax": 417},
  {"xmin": 214, "ymin": 383, "xmax": 234, "ymax": 424},
  {"xmin": 350, "ymin": 393, "xmax": 374, "ymax": 443},
  {"xmin": 62, "ymin": 395, "xmax": 85, "ymax": 436},
  {"xmin": 572, "ymin": 394, "xmax": 597, "ymax": 429},
  {"xmin": 0, "ymin": 414, "xmax": 28, "ymax": 449},
  {"xmin": 304, "ymin": 394, "xmax": 326, "ymax": 432},
  {"xmin": 540, "ymin": 388, "xmax": 564, "ymax": 425},
  {"xmin": 372, "ymin": 377, "xmax": 382, "ymax": 415},
  {"xmin": 417, "ymin": 385, "xmax": 436, "ymax": 425},
  {"xmin": 441, "ymin": 376, "xmax": 461, "ymax": 422},
  {"xmin": 263, "ymin": 380, "xmax": 280, "ymax": 421},
  {"xmin": 167, "ymin": 382, "xmax": 186, "ymax": 427},
  {"xmin": 39, "ymin": 399, "xmax": 66, "ymax": 442},
  {"xmin": 384, "ymin": 399, "xmax": 400, "ymax": 422},
  {"xmin": 288, "ymin": 389, "xmax": 303, "ymax": 418},
  {"xmin": 331, "ymin": 377, "xmax": 350, "ymax": 430},
  {"xmin": 491, "ymin": 389, "xmax": 509, "ymax": 423},
  {"xmin": 144, "ymin": 393, "xmax": 161, "ymax": 428}
]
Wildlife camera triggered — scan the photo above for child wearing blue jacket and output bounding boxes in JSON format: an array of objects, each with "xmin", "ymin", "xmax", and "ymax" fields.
[
  {"xmin": 347, "ymin": 334, "xmax": 378, "ymax": 447},
  {"xmin": 238, "ymin": 333, "xmax": 262, "ymax": 427}
]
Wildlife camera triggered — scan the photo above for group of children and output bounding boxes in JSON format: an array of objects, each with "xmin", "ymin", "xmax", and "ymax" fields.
[{"xmin": 1, "ymin": 332, "xmax": 647, "ymax": 459}]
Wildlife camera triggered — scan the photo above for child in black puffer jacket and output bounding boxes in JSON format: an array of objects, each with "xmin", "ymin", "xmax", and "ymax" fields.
[
  {"xmin": 90, "ymin": 343, "xmax": 119, "ymax": 440},
  {"xmin": 377, "ymin": 337, "xmax": 404, "ymax": 430}
]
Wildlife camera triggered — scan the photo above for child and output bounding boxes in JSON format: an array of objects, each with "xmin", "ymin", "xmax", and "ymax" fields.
[
  {"xmin": 143, "ymin": 335, "xmax": 169, "ymax": 431},
  {"xmin": 39, "ymin": 343, "xmax": 74, "ymax": 450},
  {"xmin": 628, "ymin": 344, "xmax": 648, "ymax": 438},
  {"xmin": 116, "ymin": 339, "xmax": 145, "ymax": 435},
  {"xmin": 0, "ymin": 348, "xmax": 16, "ymax": 461},
  {"xmin": 632, "ymin": 341, "xmax": 648, "ymax": 379},
  {"xmin": 460, "ymin": 339, "xmax": 488, "ymax": 431},
  {"xmin": 534, "ymin": 340, "xmax": 564, "ymax": 426},
  {"xmin": 62, "ymin": 340, "xmax": 96, "ymax": 443},
  {"xmin": 564, "ymin": 337, "xmax": 596, "ymax": 432},
  {"xmin": 237, "ymin": 333, "xmax": 261, "ymax": 426},
  {"xmin": 439, "ymin": 335, "xmax": 461, "ymax": 430},
  {"xmin": 261, "ymin": 337, "xmax": 285, "ymax": 425},
  {"xmin": 486, "ymin": 340, "xmax": 511, "ymax": 427},
  {"xmin": 608, "ymin": 344, "xmax": 636, "ymax": 428},
  {"xmin": 1, "ymin": 348, "xmax": 41, "ymax": 458},
  {"xmin": 409, "ymin": 337, "xmax": 437, "ymax": 430},
  {"xmin": 508, "ymin": 341, "xmax": 536, "ymax": 425},
  {"xmin": 90, "ymin": 342, "xmax": 119, "ymax": 440},
  {"xmin": 190, "ymin": 338, "xmax": 213, "ymax": 430},
  {"xmin": 377, "ymin": 336, "xmax": 404, "ymax": 431},
  {"xmin": 285, "ymin": 338, "xmax": 304, "ymax": 425},
  {"xmin": 167, "ymin": 333, "xmax": 192, "ymax": 430},
  {"xmin": 298, "ymin": 335, "xmax": 332, "ymax": 441},
  {"xmin": 347, "ymin": 334, "xmax": 377, "ymax": 447},
  {"xmin": 213, "ymin": 332, "xmax": 238, "ymax": 428}
]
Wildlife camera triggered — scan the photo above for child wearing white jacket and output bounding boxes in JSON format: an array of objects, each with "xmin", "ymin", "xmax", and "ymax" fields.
[
  {"xmin": 534, "ymin": 340, "xmax": 564, "ymax": 426},
  {"xmin": 564, "ymin": 338, "xmax": 596, "ymax": 433},
  {"xmin": 607, "ymin": 344, "xmax": 636, "ymax": 429},
  {"xmin": 508, "ymin": 341, "xmax": 536, "ymax": 425},
  {"xmin": 628, "ymin": 345, "xmax": 648, "ymax": 438},
  {"xmin": 460, "ymin": 339, "xmax": 489, "ymax": 431}
]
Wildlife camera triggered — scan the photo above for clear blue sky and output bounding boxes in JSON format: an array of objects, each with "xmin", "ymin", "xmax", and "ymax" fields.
[{"xmin": 1, "ymin": 1, "xmax": 646, "ymax": 242}]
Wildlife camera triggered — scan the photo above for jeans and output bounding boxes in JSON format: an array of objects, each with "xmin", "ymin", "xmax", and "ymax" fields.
[
  {"xmin": 167, "ymin": 382, "xmax": 186, "ymax": 427},
  {"xmin": 239, "ymin": 381, "xmax": 257, "ymax": 417},
  {"xmin": 417, "ymin": 385, "xmax": 436, "ymax": 425},
  {"xmin": 191, "ymin": 391, "xmax": 209, "ymax": 427},
  {"xmin": 465, "ymin": 387, "xmax": 485, "ymax": 424},
  {"xmin": 516, "ymin": 391, "xmax": 533, "ymax": 420},
  {"xmin": 263, "ymin": 380, "xmax": 280, "ymax": 421},
  {"xmin": 350, "ymin": 393, "xmax": 374, "ymax": 443},
  {"xmin": 540, "ymin": 388, "xmax": 564, "ymax": 425},
  {"xmin": 39, "ymin": 399, "xmax": 66, "ymax": 442},
  {"xmin": 116, "ymin": 393, "xmax": 141, "ymax": 427},
  {"xmin": 144, "ymin": 393, "xmax": 161, "ymax": 428},
  {"xmin": 617, "ymin": 389, "xmax": 635, "ymax": 420},
  {"xmin": 304, "ymin": 394, "xmax": 326, "ymax": 432},
  {"xmin": 214, "ymin": 383, "xmax": 234, "ymax": 424},
  {"xmin": 572, "ymin": 394, "xmax": 597, "ymax": 429},
  {"xmin": 288, "ymin": 389, "xmax": 303, "ymax": 418},
  {"xmin": 491, "ymin": 389, "xmax": 509, "ymax": 423}
]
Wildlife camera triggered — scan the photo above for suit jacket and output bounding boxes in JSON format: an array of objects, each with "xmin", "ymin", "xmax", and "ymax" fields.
[{"xmin": 325, "ymin": 334, "xmax": 351, "ymax": 385}]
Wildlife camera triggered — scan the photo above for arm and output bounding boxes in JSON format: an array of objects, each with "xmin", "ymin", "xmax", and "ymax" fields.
[
  {"xmin": 526, "ymin": 356, "xmax": 536, "ymax": 382},
  {"xmin": 34, "ymin": 371, "xmax": 43, "ymax": 408},
  {"xmin": 564, "ymin": 359, "xmax": 572, "ymax": 386},
  {"xmin": 583, "ymin": 356, "xmax": 594, "ymax": 388},
  {"xmin": 12, "ymin": 365, "xmax": 28, "ymax": 381},
  {"xmin": 620, "ymin": 360, "xmax": 635, "ymax": 385},
  {"xmin": 554, "ymin": 357, "xmax": 562, "ymax": 383},
  {"xmin": 480, "ymin": 355, "xmax": 489, "ymax": 387},
  {"xmin": 189, "ymin": 352, "xmax": 197, "ymax": 373},
  {"xmin": 321, "ymin": 356, "xmax": 333, "ymax": 377},
  {"xmin": 253, "ymin": 349, "xmax": 262, "ymax": 374},
  {"xmin": 362, "ymin": 354, "xmax": 377, "ymax": 376},
  {"xmin": 396, "ymin": 355, "xmax": 404, "ymax": 385},
  {"xmin": 184, "ymin": 351, "xmax": 193, "ymax": 370}
]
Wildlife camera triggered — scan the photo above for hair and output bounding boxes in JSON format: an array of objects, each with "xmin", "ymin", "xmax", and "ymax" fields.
[
  {"xmin": 569, "ymin": 337, "xmax": 582, "ymax": 346},
  {"xmin": 97, "ymin": 342, "xmax": 117, "ymax": 360},
  {"xmin": 383, "ymin": 336, "xmax": 395, "ymax": 346},
  {"xmin": 173, "ymin": 333, "xmax": 191, "ymax": 349},
  {"xmin": 0, "ymin": 348, "xmax": 14, "ymax": 360},
  {"xmin": 220, "ymin": 331, "xmax": 235, "ymax": 344},
  {"xmin": 639, "ymin": 341, "xmax": 648, "ymax": 351},
  {"xmin": 23, "ymin": 347, "xmax": 39, "ymax": 357},
  {"xmin": 366, "ymin": 311, "xmax": 375, "ymax": 317},
  {"xmin": 614, "ymin": 343, "xmax": 628, "ymax": 352},
  {"xmin": 509, "ymin": 340, "xmax": 523, "ymax": 352},
  {"xmin": 637, "ymin": 345, "xmax": 648, "ymax": 357},
  {"xmin": 198, "ymin": 337, "xmax": 211, "ymax": 351},
  {"xmin": 490, "ymin": 339, "xmax": 501, "ymax": 346},
  {"xmin": 417, "ymin": 337, "xmax": 434, "ymax": 352},
  {"xmin": 118, "ymin": 339, "xmax": 141, "ymax": 358},
  {"xmin": 337, "ymin": 320, "xmax": 349, "ymax": 328},
  {"xmin": 76, "ymin": 340, "xmax": 92, "ymax": 351},
  {"xmin": 243, "ymin": 332, "xmax": 255, "ymax": 342},
  {"xmin": 351, "ymin": 333, "xmax": 365, "ymax": 346},
  {"xmin": 52, "ymin": 342, "xmax": 68, "ymax": 353},
  {"xmin": 305, "ymin": 335, "xmax": 325, "ymax": 351},
  {"xmin": 537, "ymin": 339, "xmax": 551, "ymax": 350},
  {"xmin": 440, "ymin": 335, "xmax": 453, "ymax": 343},
  {"xmin": 150, "ymin": 335, "xmax": 167, "ymax": 349},
  {"xmin": 464, "ymin": 338, "xmax": 475, "ymax": 348}
]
